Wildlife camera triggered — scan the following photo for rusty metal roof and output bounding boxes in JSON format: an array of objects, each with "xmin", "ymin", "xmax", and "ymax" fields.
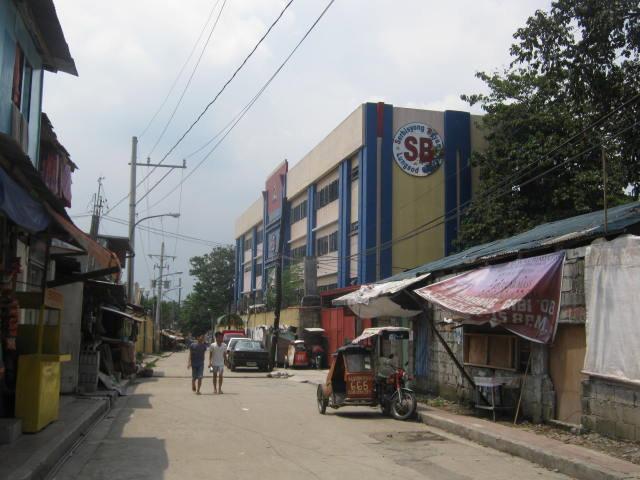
[{"xmin": 389, "ymin": 201, "xmax": 640, "ymax": 281}]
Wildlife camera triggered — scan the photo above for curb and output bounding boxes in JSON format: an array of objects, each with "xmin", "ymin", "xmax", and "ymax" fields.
[
  {"xmin": 5, "ymin": 397, "xmax": 111, "ymax": 480},
  {"xmin": 416, "ymin": 406, "xmax": 640, "ymax": 480}
]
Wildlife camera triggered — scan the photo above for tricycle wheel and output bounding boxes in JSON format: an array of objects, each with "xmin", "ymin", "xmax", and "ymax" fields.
[
  {"xmin": 380, "ymin": 402, "xmax": 391, "ymax": 416},
  {"xmin": 390, "ymin": 390, "xmax": 417, "ymax": 421},
  {"xmin": 317, "ymin": 385, "xmax": 327, "ymax": 414}
]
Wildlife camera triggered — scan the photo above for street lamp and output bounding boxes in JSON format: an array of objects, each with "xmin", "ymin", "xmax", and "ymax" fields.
[{"xmin": 127, "ymin": 213, "xmax": 180, "ymax": 301}]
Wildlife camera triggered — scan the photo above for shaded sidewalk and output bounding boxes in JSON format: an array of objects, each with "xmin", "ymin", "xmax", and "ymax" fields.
[{"xmin": 0, "ymin": 395, "xmax": 112, "ymax": 480}]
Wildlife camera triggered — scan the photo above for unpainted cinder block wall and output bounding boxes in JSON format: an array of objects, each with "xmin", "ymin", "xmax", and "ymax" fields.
[{"xmin": 582, "ymin": 377, "xmax": 640, "ymax": 442}]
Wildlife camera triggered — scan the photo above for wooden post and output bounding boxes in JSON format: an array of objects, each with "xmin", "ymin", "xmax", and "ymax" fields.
[{"xmin": 410, "ymin": 292, "xmax": 489, "ymax": 405}]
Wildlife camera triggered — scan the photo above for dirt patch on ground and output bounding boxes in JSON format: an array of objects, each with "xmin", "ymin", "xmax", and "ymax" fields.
[{"xmin": 417, "ymin": 395, "xmax": 640, "ymax": 465}]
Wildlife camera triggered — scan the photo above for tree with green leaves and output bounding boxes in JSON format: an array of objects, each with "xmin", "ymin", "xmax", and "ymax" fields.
[
  {"xmin": 458, "ymin": 0, "xmax": 639, "ymax": 249},
  {"xmin": 179, "ymin": 245, "xmax": 235, "ymax": 335},
  {"xmin": 265, "ymin": 263, "xmax": 303, "ymax": 310}
]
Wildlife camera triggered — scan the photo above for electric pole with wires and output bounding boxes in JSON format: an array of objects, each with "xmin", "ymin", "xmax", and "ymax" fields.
[
  {"xmin": 89, "ymin": 176, "xmax": 107, "ymax": 239},
  {"xmin": 127, "ymin": 135, "xmax": 186, "ymax": 301}
]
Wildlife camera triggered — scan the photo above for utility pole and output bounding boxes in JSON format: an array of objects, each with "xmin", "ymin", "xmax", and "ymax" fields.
[
  {"xmin": 127, "ymin": 137, "xmax": 137, "ymax": 300},
  {"xmin": 602, "ymin": 148, "xmax": 608, "ymax": 234},
  {"xmin": 149, "ymin": 242, "xmax": 176, "ymax": 352},
  {"xmin": 127, "ymin": 134, "xmax": 186, "ymax": 301},
  {"xmin": 176, "ymin": 277, "xmax": 182, "ymax": 328},
  {"xmin": 270, "ymin": 196, "xmax": 287, "ymax": 368},
  {"xmin": 90, "ymin": 176, "xmax": 106, "ymax": 239}
]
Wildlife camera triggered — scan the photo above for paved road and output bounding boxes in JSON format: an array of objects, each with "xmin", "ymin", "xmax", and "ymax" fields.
[{"xmin": 52, "ymin": 352, "xmax": 570, "ymax": 480}]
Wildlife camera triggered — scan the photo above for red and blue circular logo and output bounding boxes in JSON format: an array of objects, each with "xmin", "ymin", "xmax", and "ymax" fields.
[{"xmin": 393, "ymin": 122, "xmax": 444, "ymax": 177}]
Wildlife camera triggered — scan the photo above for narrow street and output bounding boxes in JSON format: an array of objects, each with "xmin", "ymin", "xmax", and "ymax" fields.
[{"xmin": 52, "ymin": 353, "xmax": 569, "ymax": 480}]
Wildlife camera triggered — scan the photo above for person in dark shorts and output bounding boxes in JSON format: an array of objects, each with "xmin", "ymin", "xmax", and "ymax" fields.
[{"xmin": 187, "ymin": 334, "xmax": 207, "ymax": 394}]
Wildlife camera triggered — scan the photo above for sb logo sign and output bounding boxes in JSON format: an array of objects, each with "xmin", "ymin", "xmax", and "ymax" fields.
[{"xmin": 393, "ymin": 122, "xmax": 444, "ymax": 177}]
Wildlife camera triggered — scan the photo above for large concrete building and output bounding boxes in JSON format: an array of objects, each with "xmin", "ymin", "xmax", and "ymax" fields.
[{"xmin": 233, "ymin": 102, "xmax": 485, "ymax": 308}]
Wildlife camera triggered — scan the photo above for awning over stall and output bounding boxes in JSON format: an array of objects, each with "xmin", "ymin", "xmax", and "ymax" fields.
[
  {"xmin": 413, "ymin": 252, "xmax": 565, "ymax": 343},
  {"xmin": 101, "ymin": 305, "xmax": 144, "ymax": 323},
  {"xmin": 45, "ymin": 205, "xmax": 120, "ymax": 272},
  {"xmin": 332, "ymin": 274, "xmax": 429, "ymax": 318},
  {"xmin": 0, "ymin": 167, "xmax": 51, "ymax": 232},
  {"xmin": 351, "ymin": 326, "xmax": 411, "ymax": 344}
]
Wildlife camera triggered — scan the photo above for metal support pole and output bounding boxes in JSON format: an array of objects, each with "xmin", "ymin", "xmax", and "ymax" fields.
[
  {"xmin": 270, "ymin": 197, "xmax": 287, "ymax": 367},
  {"xmin": 602, "ymin": 149, "xmax": 608, "ymax": 234},
  {"xmin": 127, "ymin": 136, "xmax": 138, "ymax": 301},
  {"xmin": 154, "ymin": 241, "xmax": 165, "ymax": 352}
]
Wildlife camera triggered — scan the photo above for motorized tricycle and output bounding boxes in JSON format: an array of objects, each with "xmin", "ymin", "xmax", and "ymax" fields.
[
  {"xmin": 316, "ymin": 327, "xmax": 417, "ymax": 420},
  {"xmin": 302, "ymin": 327, "xmax": 327, "ymax": 369},
  {"xmin": 285, "ymin": 340, "xmax": 309, "ymax": 368}
]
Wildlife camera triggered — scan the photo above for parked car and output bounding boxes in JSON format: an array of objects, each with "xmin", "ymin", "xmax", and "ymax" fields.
[
  {"xmin": 224, "ymin": 337, "xmax": 252, "ymax": 367},
  {"xmin": 227, "ymin": 340, "xmax": 270, "ymax": 372}
]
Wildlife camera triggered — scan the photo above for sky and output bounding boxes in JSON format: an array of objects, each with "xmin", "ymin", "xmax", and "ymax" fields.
[{"xmin": 43, "ymin": 0, "xmax": 552, "ymax": 300}]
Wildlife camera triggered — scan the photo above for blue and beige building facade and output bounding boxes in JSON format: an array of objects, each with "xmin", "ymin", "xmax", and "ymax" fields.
[{"xmin": 234, "ymin": 102, "xmax": 485, "ymax": 309}]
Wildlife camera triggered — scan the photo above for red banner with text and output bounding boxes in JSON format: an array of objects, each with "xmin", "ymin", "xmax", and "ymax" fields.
[{"xmin": 413, "ymin": 252, "xmax": 565, "ymax": 343}]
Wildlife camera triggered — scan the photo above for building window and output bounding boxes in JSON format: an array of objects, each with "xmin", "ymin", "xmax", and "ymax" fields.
[
  {"xmin": 255, "ymin": 263, "xmax": 263, "ymax": 277},
  {"xmin": 463, "ymin": 333, "xmax": 518, "ymax": 371},
  {"xmin": 350, "ymin": 221, "xmax": 358, "ymax": 235},
  {"xmin": 290, "ymin": 200, "xmax": 308, "ymax": 224},
  {"xmin": 317, "ymin": 179, "xmax": 339, "ymax": 209},
  {"xmin": 316, "ymin": 231, "xmax": 338, "ymax": 256},
  {"xmin": 256, "ymin": 230, "xmax": 263, "ymax": 245},
  {"xmin": 244, "ymin": 237, "xmax": 252, "ymax": 251},
  {"xmin": 291, "ymin": 245, "xmax": 306, "ymax": 260},
  {"xmin": 318, "ymin": 283, "xmax": 338, "ymax": 293},
  {"xmin": 11, "ymin": 45, "xmax": 32, "ymax": 119},
  {"xmin": 351, "ymin": 164, "xmax": 359, "ymax": 182},
  {"xmin": 244, "ymin": 264, "xmax": 252, "ymax": 273}
]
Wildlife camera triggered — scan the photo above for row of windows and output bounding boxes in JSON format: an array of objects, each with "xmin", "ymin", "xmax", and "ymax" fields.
[
  {"xmin": 291, "ymin": 245, "xmax": 306, "ymax": 260},
  {"xmin": 317, "ymin": 179, "xmax": 339, "ymax": 209},
  {"xmin": 243, "ymin": 263, "xmax": 263, "ymax": 276},
  {"xmin": 290, "ymin": 200, "xmax": 308, "ymax": 224},
  {"xmin": 318, "ymin": 283, "xmax": 338, "ymax": 293},
  {"xmin": 243, "ymin": 230, "xmax": 264, "ymax": 251},
  {"xmin": 316, "ymin": 231, "xmax": 338, "ymax": 256}
]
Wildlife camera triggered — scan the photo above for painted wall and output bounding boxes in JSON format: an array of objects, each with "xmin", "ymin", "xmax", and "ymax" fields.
[
  {"xmin": 0, "ymin": 0, "xmax": 44, "ymax": 164},
  {"xmin": 391, "ymin": 108, "xmax": 446, "ymax": 274},
  {"xmin": 58, "ymin": 282, "xmax": 83, "ymax": 393},
  {"xmin": 235, "ymin": 197, "xmax": 263, "ymax": 238},
  {"xmin": 243, "ymin": 307, "xmax": 301, "ymax": 330},
  {"xmin": 287, "ymin": 105, "xmax": 364, "ymax": 198}
]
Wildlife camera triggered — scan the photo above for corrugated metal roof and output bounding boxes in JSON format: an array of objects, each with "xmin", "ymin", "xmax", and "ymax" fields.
[{"xmin": 389, "ymin": 201, "xmax": 640, "ymax": 281}]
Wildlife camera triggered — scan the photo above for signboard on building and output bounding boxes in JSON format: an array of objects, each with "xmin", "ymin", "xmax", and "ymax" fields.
[
  {"xmin": 392, "ymin": 122, "xmax": 444, "ymax": 177},
  {"xmin": 265, "ymin": 161, "xmax": 288, "ymax": 223}
]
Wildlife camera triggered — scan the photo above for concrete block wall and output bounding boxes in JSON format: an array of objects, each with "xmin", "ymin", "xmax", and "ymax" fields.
[
  {"xmin": 582, "ymin": 377, "xmax": 640, "ymax": 442},
  {"xmin": 558, "ymin": 254, "xmax": 586, "ymax": 324}
]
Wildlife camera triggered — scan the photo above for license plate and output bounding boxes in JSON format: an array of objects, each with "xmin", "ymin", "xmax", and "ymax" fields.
[{"xmin": 246, "ymin": 362, "xmax": 257, "ymax": 366}]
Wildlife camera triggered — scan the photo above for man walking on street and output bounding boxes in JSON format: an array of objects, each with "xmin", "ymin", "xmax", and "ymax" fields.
[
  {"xmin": 187, "ymin": 334, "xmax": 207, "ymax": 394},
  {"xmin": 209, "ymin": 331, "xmax": 227, "ymax": 394}
]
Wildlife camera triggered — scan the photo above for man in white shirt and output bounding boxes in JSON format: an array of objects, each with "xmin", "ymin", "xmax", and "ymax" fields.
[{"xmin": 208, "ymin": 331, "xmax": 227, "ymax": 394}]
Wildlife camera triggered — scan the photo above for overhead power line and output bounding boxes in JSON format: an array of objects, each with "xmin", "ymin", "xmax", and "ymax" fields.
[
  {"xmin": 138, "ymin": 0, "xmax": 224, "ymax": 140},
  {"xmin": 141, "ymin": 0, "xmax": 295, "ymax": 188},
  {"xmin": 144, "ymin": 0, "xmax": 337, "ymax": 211},
  {"xmin": 144, "ymin": 0, "xmax": 228, "ymax": 158},
  {"xmin": 100, "ymin": 215, "xmax": 230, "ymax": 247},
  {"xmin": 108, "ymin": 0, "xmax": 297, "ymax": 215}
]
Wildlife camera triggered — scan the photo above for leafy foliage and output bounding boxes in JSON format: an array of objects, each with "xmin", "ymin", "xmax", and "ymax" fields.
[
  {"xmin": 265, "ymin": 263, "xmax": 303, "ymax": 309},
  {"xmin": 178, "ymin": 245, "xmax": 235, "ymax": 335},
  {"xmin": 458, "ymin": 0, "xmax": 640, "ymax": 249}
]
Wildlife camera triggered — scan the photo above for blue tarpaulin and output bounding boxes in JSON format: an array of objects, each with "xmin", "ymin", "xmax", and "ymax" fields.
[{"xmin": 0, "ymin": 167, "xmax": 50, "ymax": 231}]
